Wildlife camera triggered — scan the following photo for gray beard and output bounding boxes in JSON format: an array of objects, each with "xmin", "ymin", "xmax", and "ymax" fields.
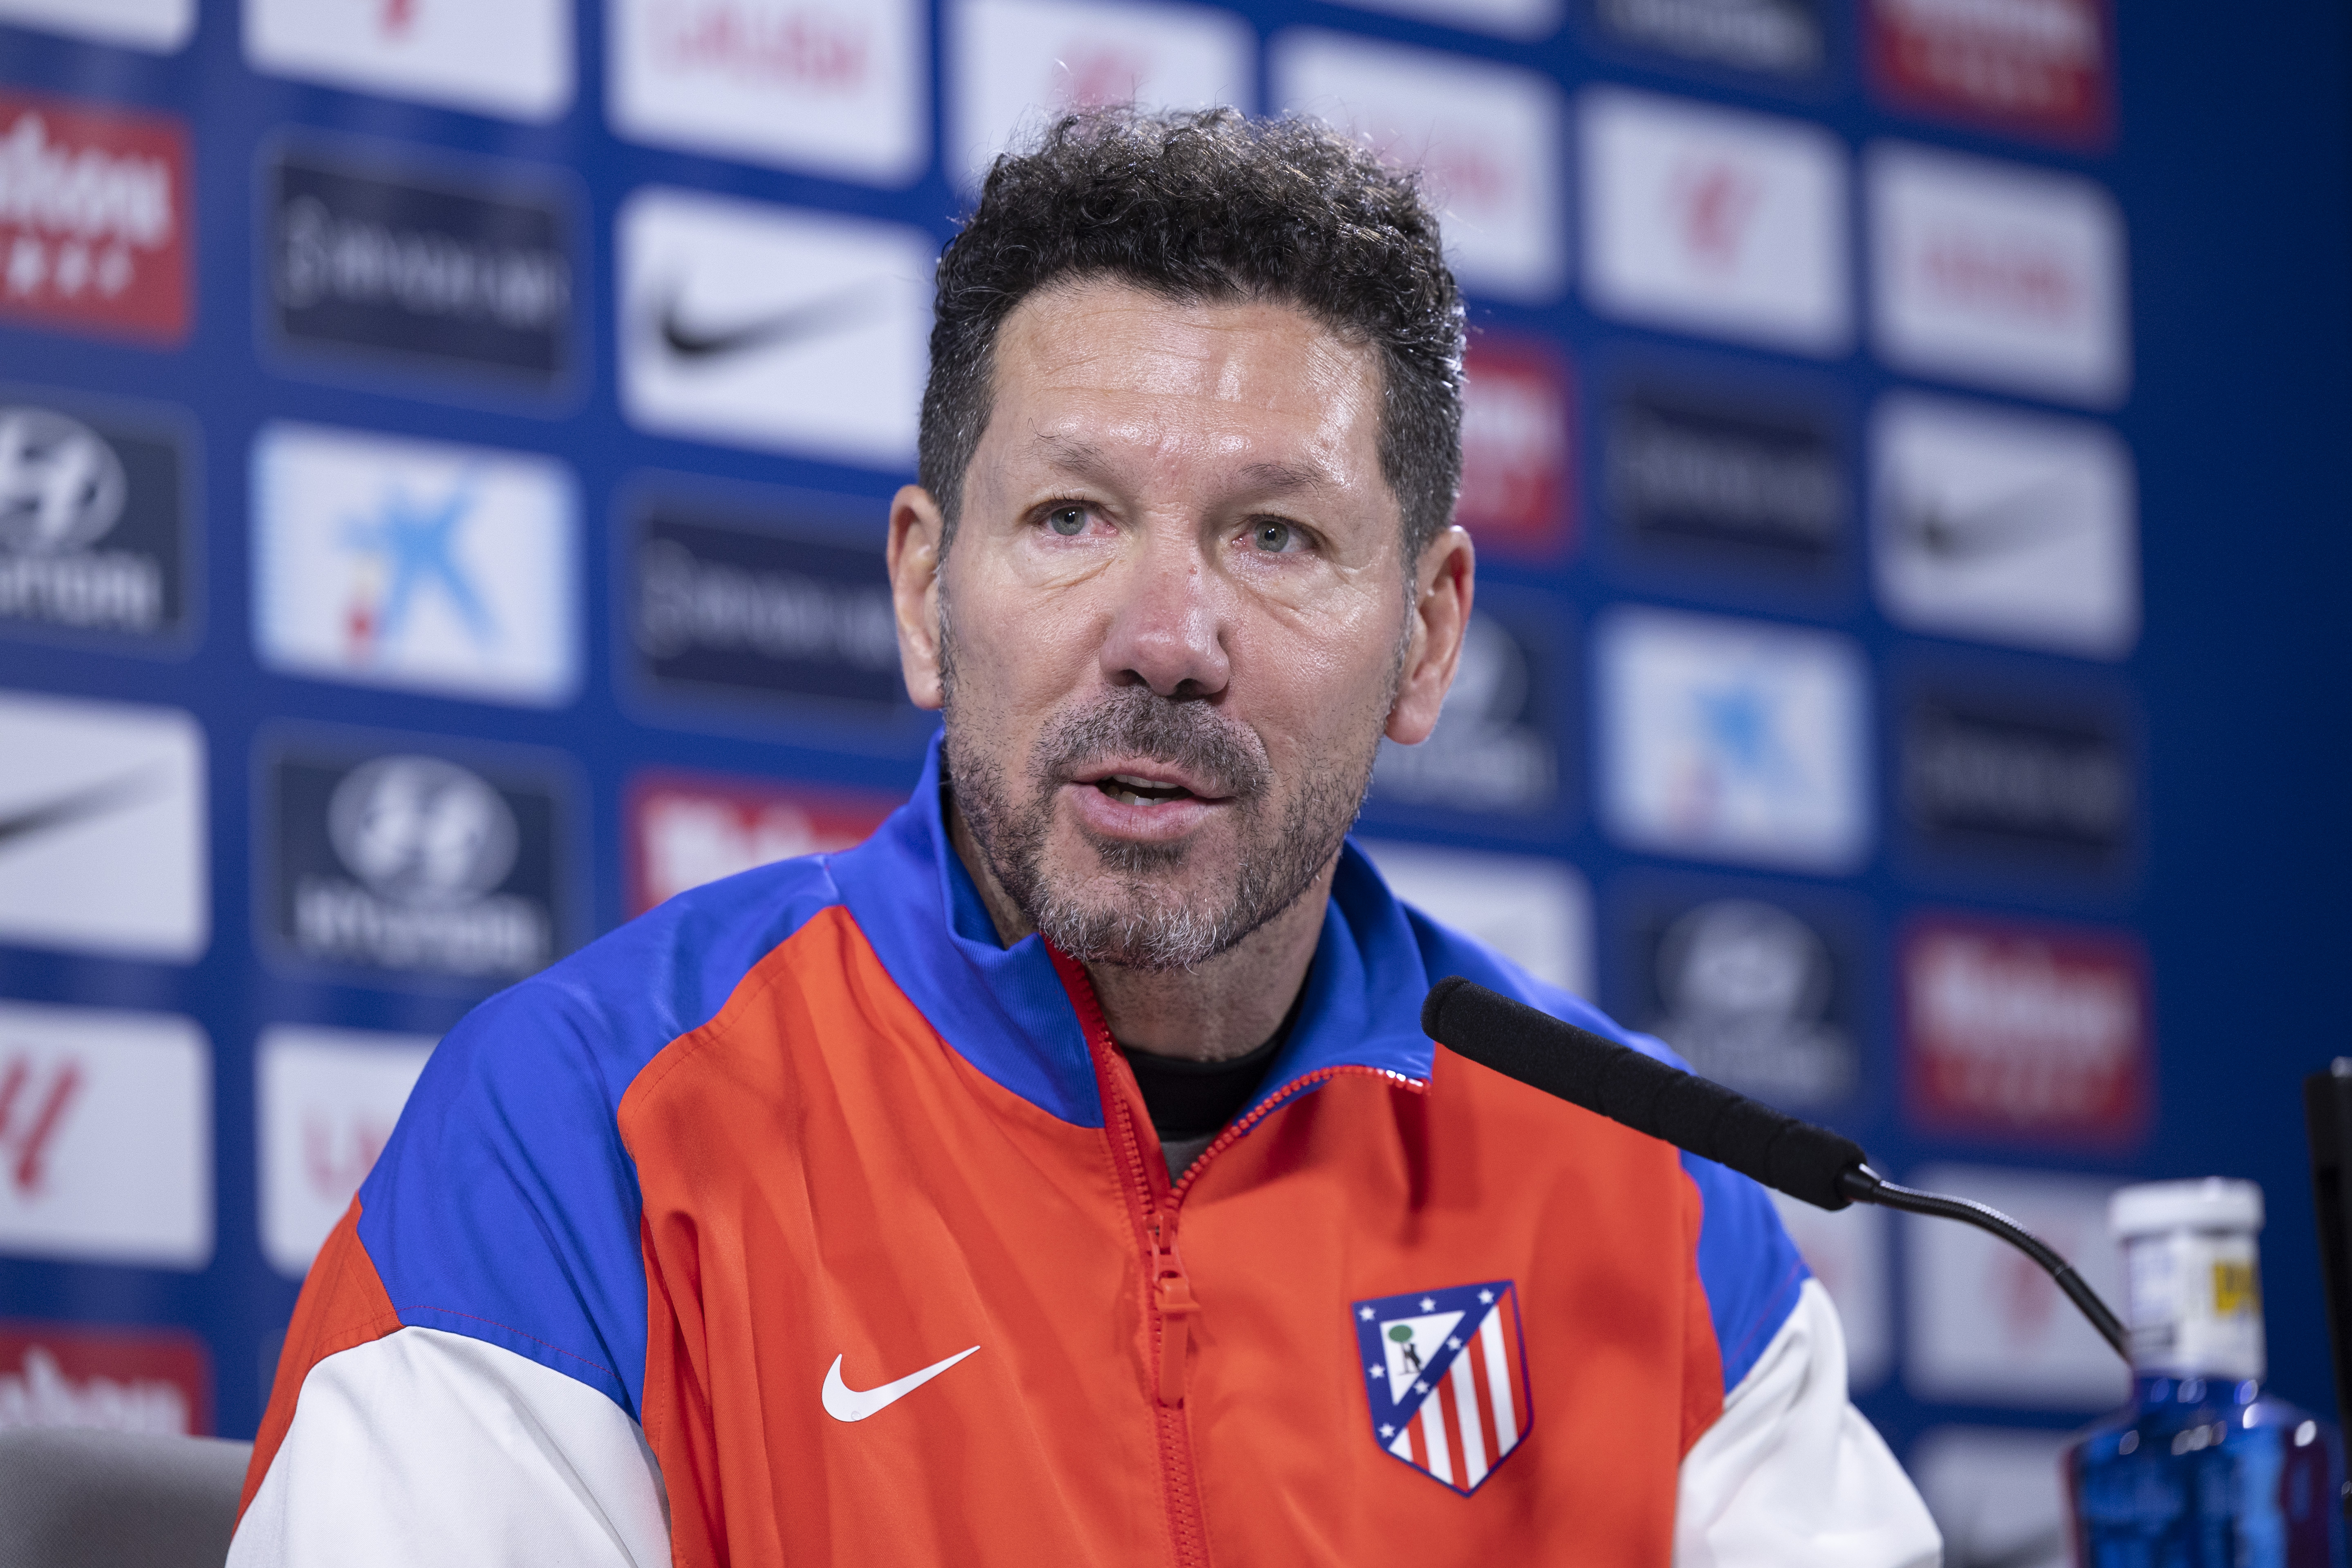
[{"xmin": 943, "ymin": 641, "xmax": 1378, "ymax": 972}]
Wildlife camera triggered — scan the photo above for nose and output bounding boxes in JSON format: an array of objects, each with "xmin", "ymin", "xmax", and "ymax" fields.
[{"xmin": 1097, "ymin": 527, "xmax": 1230, "ymax": 700}]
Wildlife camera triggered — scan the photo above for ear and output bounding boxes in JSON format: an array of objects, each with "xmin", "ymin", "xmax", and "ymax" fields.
[
  {"xmin": 888, "ymin": 484, "xmax": 948, "ymax": 711},
  {"xmin": 1384, "ymin": 525, "xmax": 1475, "ymax": 746}
]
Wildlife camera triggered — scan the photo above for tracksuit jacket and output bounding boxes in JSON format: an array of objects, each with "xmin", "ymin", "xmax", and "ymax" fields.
[{"xmin": 230, "ymin": 737, "xmax": 1941, "ymax": 1566}]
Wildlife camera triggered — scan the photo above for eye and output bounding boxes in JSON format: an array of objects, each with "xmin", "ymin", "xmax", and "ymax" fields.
[
  {"xmin": 1047, "ymin": 506, "xmax": 1089, "ymax": 536},
  {"xmin": 1251, "ymin": 520, "xmax": 1295, "ymax": 553}
]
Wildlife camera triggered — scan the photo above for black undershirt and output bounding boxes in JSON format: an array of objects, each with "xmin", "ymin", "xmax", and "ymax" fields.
[{"xmin": 1118, "ymin": 988, "xmax": 1304, "ymax": 1142}]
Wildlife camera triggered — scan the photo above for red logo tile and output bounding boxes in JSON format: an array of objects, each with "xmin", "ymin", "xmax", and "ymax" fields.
[
  {"xmin": 627, "ymin": 769, "xmax": 898, "ymax": 917},
  {"xmin": 0, "ymin": 1320, "xmax": 211, "ymax": 1434},
  {"xmin": 1902, "ymin": 914, "xmax": 2150, "ymax": 1145},
  {"xmin": 0, "ymin": 89, "xmax": 193, "ymax": 344},
  {"xmin": 1868, "ymin": 0, "xmax": 2112, "ymax": 146},
  {"xmin": 1457, "ymin": 334, "xmax": 1575, "ymax": 561}
]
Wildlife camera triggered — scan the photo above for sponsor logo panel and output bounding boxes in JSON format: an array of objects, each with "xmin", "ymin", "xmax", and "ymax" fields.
[
  {"xmin": 0, "ymin": 0, "xmax": 193, "ymax": 52},
  {"xmin": 1359, "ymin": 841, "xmax": 1592, "ymax": 999},
  {"xmin": 1902, "ymin": 914, "xmax": 2149, "ymax": 1146},
  {"xmin": 618, "ymin": 189, "xmax": 932, "ymax": 468},
  {"xmin": 0, "ymin": 1001, "xmax": 211, "ymax": 1269},
  {"xmin": 1585, "ymin": 0, "xmax": 1826, "ymax": 79},
  {"xmin": 1869, "ymin": 142, "xmax": 2128, "ymax": 407},
  {"xmin": 1372, "ymin": 598, "xmax": 1564, "ymax": 819},
  {"xmin": 253, "ymin": 422, "xmax": 579, "ymax": 706},
  {"xmin": 1323, "ymin": 0, "xmax": 1560, "ymax": 41},
  {"xmin": 256, "ymin": 1025, "xmax": 436, "ymax": 1277},
  {"xmin": 1905, "ymin": 1164, "xmax": 2129, "ymax": 1408},
  {"xmin": 610, "ymin": 0, "xmax": 927, "ymax": 185},
  {"xmin": 1272, "ymin": 30, "xmax": 1566, "ymax": 304},
  {"xmin": 1580, "ymin": 88, "xmax": 1847, "ymax": 355},
  {"xmin": 1768, "ymin": 1194, "xmax": 1890, "ymax": 1390},
  {"xmin": 1608, "ymin": 374, "xmax": 1843, "ymax": 578},
  {"xmin": 0, "ymin": 1322, "xmax": 210, "ymax": 1434},
  {"xmin": 951, "ymin": 0, "xmax": 1253, "ymax": 191},
  {"xmin": 0, "ymin": 89, "xmax": 190, "ymax": 343},
  {"xmin": 266, "ymin": 144, "xmax": 575, "ymax": 393},
  {"xmin": 1616, "ymin": 880, "xmax": 1859, "ymax": 1113},
  {"xmin": 1873, "ymin": 392, "xmax": 2137, "ymax": 659},
  {"xmin": 1909, "ymin": 1426, "xmax": 2075, "ymax": 1568},
  {"xmin": 1868, "ymin": 0, "xmax": 2110, "ymax": 144},
  {"xmin": 262, "ymin": 738, "xmax": 570, "ymax": 985},
  {"xmin": 244, "ymin": 0, "xmax": 574, "ymax": 122},
  {"xmin": 1457, "ymin": 334, "xmax": 1575, "ymax": 561},
  {"xmin": 0, "ymin": 690, "xmax": 206, "ymax": 961},
  {"xmin": 1597, "ymin": 606, "xmax": 1870, "ymax": 872},
  {"xmin": 0, "ymin": 394, "xmax": 193, "ymax": 644},
  {"xmin": 627, "ymin": 495, "xmax": 905, "ymax": 723},
  {"xmin": 1899, "ymin": 684, "xmax": 2131, "ymax": 873},
  {"xmin": 627, "ymin": 770, "xmax": 897, "ymax": 916}
]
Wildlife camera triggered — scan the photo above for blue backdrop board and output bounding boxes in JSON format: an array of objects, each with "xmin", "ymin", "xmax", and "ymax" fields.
[{"xmin": 0, "ymin": 0, "xmax": 2346, "ymax": 1549}]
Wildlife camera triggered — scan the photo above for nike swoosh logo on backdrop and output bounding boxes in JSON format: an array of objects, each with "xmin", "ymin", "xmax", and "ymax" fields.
[
  {"xmin": 820, "ymin": 1344, "xmax": 981, "ymax": 1422},
  {"xmin": 1896, "ymin": 477, "xmax": 2080, "ymax": 562},
  {"xmin": 656, "ymin": 280, "xmax": 887, "ymax": 362},
  {"xmin": 0, "ymin": 766, "xmax": 169, "ymax": 855}
]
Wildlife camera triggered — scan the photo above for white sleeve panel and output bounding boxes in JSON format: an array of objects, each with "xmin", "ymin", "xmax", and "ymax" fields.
[
  {"xmin": 228, "ymin": 1326, "xmax": 671, "ymax": 1568},
  {"xmin": 1676, "ymin": 1279, "xmax": 1942, "ymax": 1568}
]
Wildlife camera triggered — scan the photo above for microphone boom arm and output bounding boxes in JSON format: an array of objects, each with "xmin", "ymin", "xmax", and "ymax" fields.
[{"xmin": 1422, "ymin": 976, "xmax": 2131, "ymax": 1364}]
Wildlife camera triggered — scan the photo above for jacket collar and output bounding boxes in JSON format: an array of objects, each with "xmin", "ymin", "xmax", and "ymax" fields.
[{"xmin": 829, "ymin": 733, "xmax": 1436, "ymax": 1129}]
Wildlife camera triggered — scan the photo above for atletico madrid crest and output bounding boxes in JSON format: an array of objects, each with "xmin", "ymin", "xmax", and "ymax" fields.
[{"xmin": 1351, "ymin": 1280, "xmax": 1531, "ymax": 1495}]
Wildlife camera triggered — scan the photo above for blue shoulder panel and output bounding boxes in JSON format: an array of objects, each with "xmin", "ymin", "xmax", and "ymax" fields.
[
  {"xmin": 827, "ymin": 739, "xmax": 1105, "ymax": 1128},
  {"xmin": 356, "ymin": 853, "xmax": 846, "ymax": 1418},
  {"xmin": 1369, "ymin": 843, "xmax": 1810, "ymax": 1395}
]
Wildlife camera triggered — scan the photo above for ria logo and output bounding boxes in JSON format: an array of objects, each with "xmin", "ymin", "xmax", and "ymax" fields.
[{"xmin": 327, "ymin": 756, "xmax": 518, "ymax": 910}]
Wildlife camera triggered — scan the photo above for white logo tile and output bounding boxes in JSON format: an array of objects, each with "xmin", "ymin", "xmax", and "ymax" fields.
[
  {"xmin": 0, "ymin": 690, "xmax": 206, "ymax": 961},
  {"xmin": 0, "ymin": 1001, "xmax": 211, "ymax": 1269},
  {"xmin": 1910, "ymin": 1426, "xmax": 2075, "ymax": 1568},
  {"xmin": 252, "ymin": 423, "xmax": 580, "ymax": 707},
  {"xmin": 244, "ymin": 0, "xmax": 573, "ymax": 123},
  {"xmin": 257, "ymin": 1025, "xmax": 436, "ymax": 1277},
  {"xmin": 1358, "ymin": 841, "xmax": 1592, "ymax": 999},
  {"xmin": 618, "ymin": 188, "xmax": 934, "ymax": 470},
  {"xmin": 950, "ymin": 0, "xmax": 1254, "ymax": 192},
  {"xmin": 609, "ymin": 0, "xmax": 927, "ymax": 186},
  {"xmin": 1597, "ymin": 607, "xmax": 1871, "ymax": 873},
  {"xmin": 1905, "ymin": 1163, "xmax": 2130, "ymax": 1409},
  {"xmin": 1272, "ymin": 29, "xmax": 1566, "ymax": 304},
  {"xmin": 1581, "ymin": 87, "xmax": 1849, "ymax": 355},
  {"xmin": 1873, "ymin": 393, "xmax": 2137, "ymax": 659},
  {"xmin": 1869, "ymin": 142, "xmax": 2128, "ymax": 407},
  {"xmin": 1319, "ymin": 0, "xmax": 1560, "ymax": 40},
  {"xmin": 0, "ymin": 0, "xmax": 192, "ymax": 52}
]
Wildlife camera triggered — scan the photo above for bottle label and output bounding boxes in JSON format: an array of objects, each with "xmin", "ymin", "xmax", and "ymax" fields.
[{"xmin": 2125, "ymin": 1231, "xmax": 2265, "ymax": 1380}]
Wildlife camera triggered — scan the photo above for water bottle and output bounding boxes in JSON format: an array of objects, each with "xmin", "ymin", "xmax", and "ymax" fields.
[{"xmin": 2066, "ymin": 1178, "xmax": 2346, "ymax": 1565}]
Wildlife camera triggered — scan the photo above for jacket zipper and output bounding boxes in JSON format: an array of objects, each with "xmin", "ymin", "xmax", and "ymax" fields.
[{"xmin": 1048, "ymin": 946, "xmax": 1429, "ymax": 1568}]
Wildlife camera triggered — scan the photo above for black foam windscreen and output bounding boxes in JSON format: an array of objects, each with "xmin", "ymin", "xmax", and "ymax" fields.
[{"xmin": 1421, "ymin": 976, "xmax": 1866, "ymax": 1211}]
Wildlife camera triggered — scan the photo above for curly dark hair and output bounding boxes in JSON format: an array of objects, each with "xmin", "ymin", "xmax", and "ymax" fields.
[{"xmin": 920, "ymin": 106, "xmax": 1467, "ymax": 568}]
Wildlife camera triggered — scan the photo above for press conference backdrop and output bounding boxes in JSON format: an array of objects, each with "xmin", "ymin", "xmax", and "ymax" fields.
[{"xmin": 0, "ymin": 1, "xmax": 2346, "ymax": 1557}]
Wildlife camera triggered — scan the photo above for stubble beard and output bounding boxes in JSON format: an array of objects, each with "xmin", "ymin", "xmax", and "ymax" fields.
[{"xmin": 940, "ymin": 606, "xmax": 1386, "ymax": 973}]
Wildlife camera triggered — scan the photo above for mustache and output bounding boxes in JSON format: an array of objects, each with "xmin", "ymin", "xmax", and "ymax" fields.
[{"xmin": 1031, "ymin": 685, "xmax": 1272, "ymax": 801}]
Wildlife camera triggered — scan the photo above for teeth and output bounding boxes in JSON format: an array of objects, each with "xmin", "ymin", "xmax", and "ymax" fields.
[{"xmin": 1110, "ymin": 774, "xmax": 1161, "ymax": 788}]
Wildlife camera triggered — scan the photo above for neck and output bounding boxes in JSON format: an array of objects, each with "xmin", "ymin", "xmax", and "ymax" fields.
[{"xmin": 947, "ymin": 797, "xmax": 1331, "ymax": 1064}]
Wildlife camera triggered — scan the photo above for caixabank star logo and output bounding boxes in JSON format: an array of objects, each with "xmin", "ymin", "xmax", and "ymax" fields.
[{"xmin": 1351, "ymin": 1281, "xmax": 1531, "ymax": 1495}]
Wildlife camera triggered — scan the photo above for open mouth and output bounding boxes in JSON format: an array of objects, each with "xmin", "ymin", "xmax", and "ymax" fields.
[{"xmin": 1093, "ymin": 773, "xmax": 1201, "ymax": 808}]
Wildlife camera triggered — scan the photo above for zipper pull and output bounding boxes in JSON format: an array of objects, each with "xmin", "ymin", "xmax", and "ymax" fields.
[{"xmin": 1147, "ymin": 1215, "xmax": 1199, "ymax": 1407}]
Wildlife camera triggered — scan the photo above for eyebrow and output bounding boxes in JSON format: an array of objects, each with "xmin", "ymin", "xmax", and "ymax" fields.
[{"xmin": 1028, "ymin": 435, "xmax": 1340, "ymax": 499}]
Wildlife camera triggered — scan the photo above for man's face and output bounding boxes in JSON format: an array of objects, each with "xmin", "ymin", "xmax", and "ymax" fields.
[{"xmin": 897, "ymin": 278, "xmax": 1458, "ymax": 970}]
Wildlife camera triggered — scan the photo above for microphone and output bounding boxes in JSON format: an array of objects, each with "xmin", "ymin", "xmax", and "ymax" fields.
[{"xmin": 1422, "ymin": 976, "xmax": 2130, "ymax": 1361}]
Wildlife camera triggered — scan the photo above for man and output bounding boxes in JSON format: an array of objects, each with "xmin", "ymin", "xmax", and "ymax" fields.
[{"xmin": 231, "ymin": 109, "xmax": 1939, "ymax": 1566}]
